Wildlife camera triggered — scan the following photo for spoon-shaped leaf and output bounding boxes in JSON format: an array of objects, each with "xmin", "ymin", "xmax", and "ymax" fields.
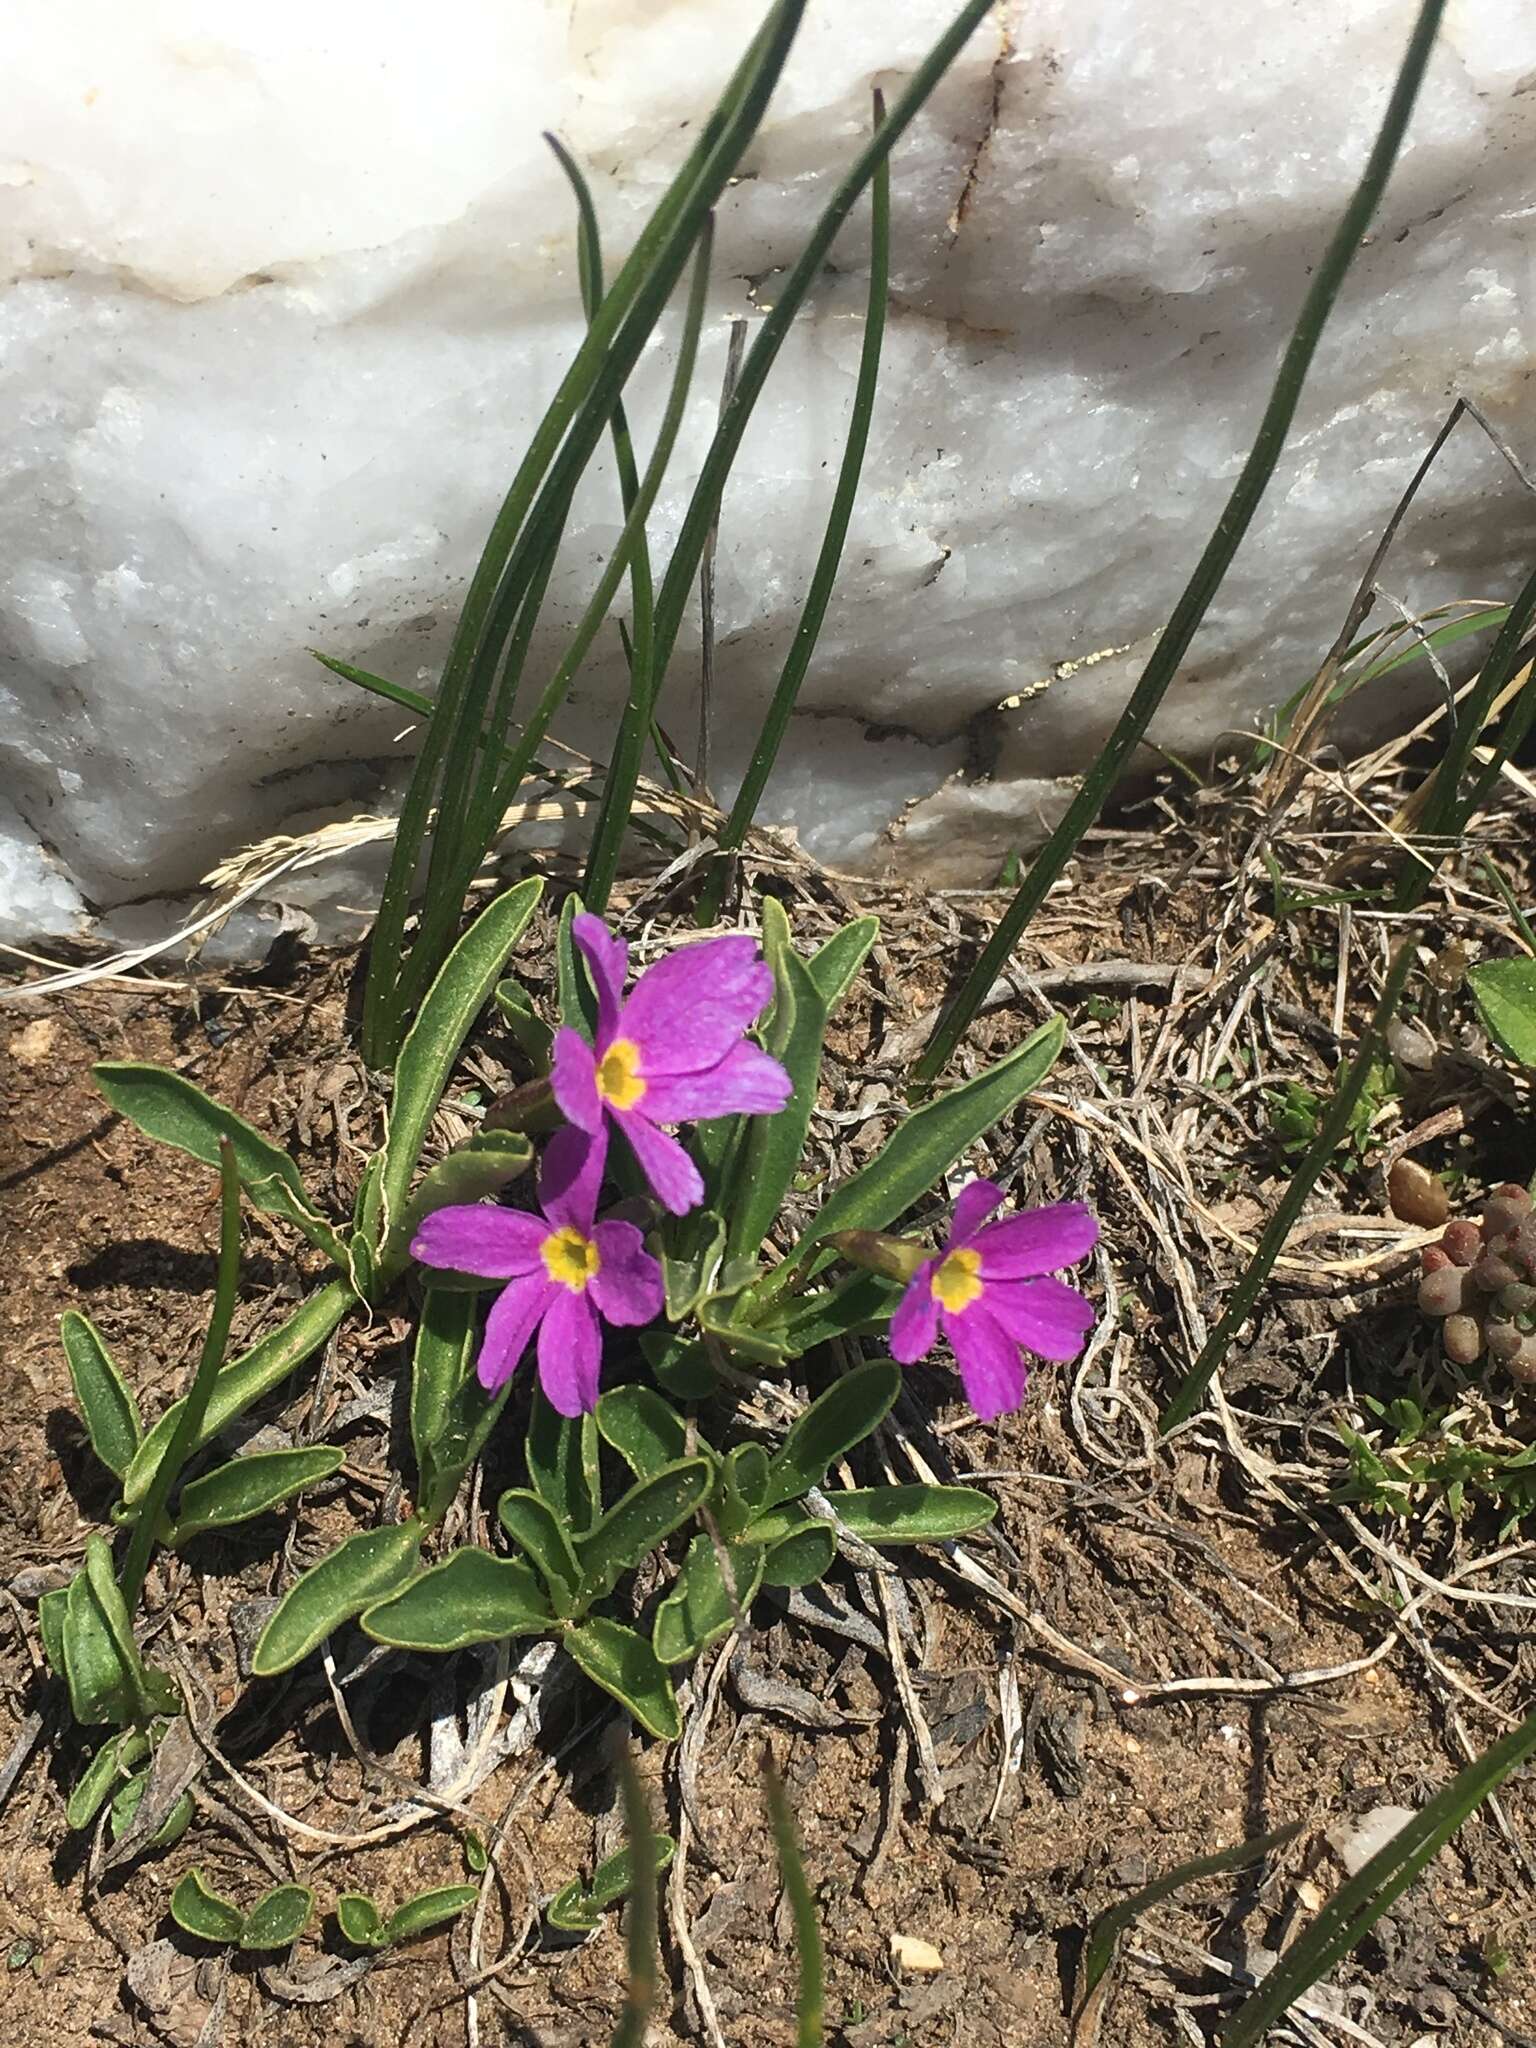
[
  {"xmin": 563, "ymin": 1618, "xmax": 681, "ymax": 1740},
  {"xmin": 165, "ymin": 1446, "xmax": 343, "ymax": 1547},
  {"xmin": 361, "ymin": 1549, "xmax": 555, "ymax": 1653},
  {"xmin": 251, "ymin": 1522, "xmax": 424, "ymax": 1677},
  {"xmin": 759, "ymin": 1362, "xmax": 899, "ymax": 1512},
  {"xmin": 172, "ymin": 1869, "xmax": 245, "ymax": 1945},
  {"xmin": 60, "ymin": 1311, "xmax": 142, "ymax": 1481},
  {"xmin": 574, "ymin": 1459, "xmax": 714, "ymax": 1604},
  {"xmin": 239, "ymin": 1884, "xmax": 313, "ymax": 1952}
]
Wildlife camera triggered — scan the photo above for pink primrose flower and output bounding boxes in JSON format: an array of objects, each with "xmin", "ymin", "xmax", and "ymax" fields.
[
  {"xmin": 410, "ymin": 1126, "xmax": 662, "ymax": 1417},
  {"xmin": 551, "ymin": 913, "xmax": 792, "ymax": 1216},
  {"xmin": 889, "ymin": 1182, "xmax": 1098, "ymax": 1421}
]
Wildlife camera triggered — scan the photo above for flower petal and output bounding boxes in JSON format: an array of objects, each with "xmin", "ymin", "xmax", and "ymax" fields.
[
  {"xmin": 538, "ymin": 1124, "xmax": 607, "ymax": 1235},
  {"xmin": 572, "ymin": 913, "xmax": 629, "ymax": 1046},
  {"xmin": 619, "ymin": 935, "xmax": 773, "ymax": 1076},
  {"xmin": 950, "ymin": 1178, "xmax": 1005, "ymax": 1247},
  {"xmin": 537, "ymin": 1287, "xmax": 603, "ymax": 1416},
  {"xmin": 640, "ymin": 1042, "xmax": 793, "ymax": 1123},
  {"xmin": 889, "ymin": 1265, "xmax": 941, "ymax": 1363},
  {"xmin": 551, "ymin": 1026, "xmax": 603, "ymax": 1135},
  {"xmin": 589, "ymin": 1219, "xmax": 665, "ymax": 1326},
  {"xmin": 412, "ymin": 1204, "xmax": 547, "ymax": 1279},
  {"xmin": 980, "ymin": 1274, "xmax": 1097, "ymax": 1362},
  {"xmin": 943, "ymin": 1304, "xmax": 1026, "ymax": 1421},
  {"xmin": 617, "ymin": 1111, "xmax": 705, "ymax": 1216},
  {"xmin": 973, "ymin": 1202, "xmax": 1099, "ymax": 1280},
  {"xmin": 476, "ymin": 1273, "xmax": 557, "ymax": 1392}
]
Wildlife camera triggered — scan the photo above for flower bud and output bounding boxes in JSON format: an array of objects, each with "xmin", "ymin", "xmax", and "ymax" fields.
[
  {"xmin": 1442, "ymin": 1314, "xmax": 1483, "ymax": 1366},
  {"xmin": 827, "ymin": 1230, "xmax": 931, "ymax": 1283}
]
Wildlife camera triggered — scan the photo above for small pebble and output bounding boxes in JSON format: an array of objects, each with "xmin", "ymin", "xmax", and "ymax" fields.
[{"xmin": 1388, "ymin": 1157, "xmax": 1449, "ymax": 1229}]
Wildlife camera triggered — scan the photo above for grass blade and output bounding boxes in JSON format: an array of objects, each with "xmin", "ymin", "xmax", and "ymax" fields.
[
  {"xmin": 1160, "ymin": 941, "xmax": 1414, "ymax": 1433},
  {"xmin": 584, "ymin": 0, "xmax": 999, "ymax": 910},
  {"xmin": 695, "ymin": 88, "xmax": 891, "ymax": 926},
  {"xmin": 1223, "ymin": 1706, "xmax": 1536, "ymax": 2045},
  {"xmin": 608, "ymin": 1744, "xmax": 660, "ymax": 2048},
  {"xmin": 914, "ymin": 0, "xmax": 1447, "ymax": 1082},
  {"xmin": 361, "ymin": 0, "xmax": 807, "ymax": 1063},
  {"xmin": 764, "ymin": 1756, "xmax": 824, "ymax": 2048}
]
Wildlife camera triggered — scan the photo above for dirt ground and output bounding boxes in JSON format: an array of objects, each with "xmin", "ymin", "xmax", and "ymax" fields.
[{"xmin": 4, "ymin": 801, "xmax": 1536, "ymax": 2048}]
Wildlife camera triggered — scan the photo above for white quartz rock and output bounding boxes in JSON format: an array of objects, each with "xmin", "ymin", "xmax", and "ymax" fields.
[{"xmin": 2, "ymin": 0, "xmax": 1535, "ymax": 945}]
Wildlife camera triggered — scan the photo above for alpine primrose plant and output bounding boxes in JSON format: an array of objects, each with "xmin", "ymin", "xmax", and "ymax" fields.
[{"xmin": 40, "ymin": 880, "xmax": 1088, "ymax": 1798}]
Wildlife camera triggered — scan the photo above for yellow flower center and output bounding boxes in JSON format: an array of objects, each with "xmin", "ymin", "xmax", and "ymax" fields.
[
  {"xmin": 931, "ymin": 1247, "xmax": 984, "ymax": 1315},
  {"xmin": 595, "ymin": 1037, "xmax": 647, "ymax": 1111},
  {"xmin": 541, "ymin": 1226, "xmax": 602, "ymax": 1292}
]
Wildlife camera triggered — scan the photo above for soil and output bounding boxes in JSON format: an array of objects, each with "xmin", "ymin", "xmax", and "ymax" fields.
[{"xmin": 4, "ymin": 816, "xmax": 1536, "ymax": 2048}]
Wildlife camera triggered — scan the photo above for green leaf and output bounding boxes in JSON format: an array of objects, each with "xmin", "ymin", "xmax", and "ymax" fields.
[
  {"xmin": 172, "ymin": 1868, "xmax": 245, "ymax": 1945},
  {"xmin": 37, "ymin": 1588, "xmax": 66, "ymax": 1676},
  {"xmin": 527, "ymin": 1385, "xmax": 600, "ymax": 1535},
  {"xmin": 398, "ymin": 1132, "xmax": 534, "ymax": 1242},
  {"xmin": 62, "ymin": 1539, "xmax": 171, "ymax": 1725},
  {"xmin": 806, "ymin": 917, "xmax": 878, "ymax": 1011},
  {"xmin": 336, "ymin": 1893, "xmax": 387, "ymax": 1949},
  {"xmin": 251, "ymin": 1522, "xmax": 424, "ymax": 1677},
  {"xmin": 379, "ymin": 878, "xmax": 543, "ymax": 1252},
  {"xmin": 718, "ymin": 1443, "xmax": 770, "ymax": 1541},
  {"xmin": 661, "ymin": 1207, "xmax": 727, "ymax": 1321},
  {"xmin": 547, "ymin": 1837, "xmax": 677, "ymax": 1931},
  {"xmin": 652, "ymin": 1534, "xmax": 764, "ymax": 1665},
  {"xmin": 555, "ymin": 893, "xmax": 595, "ymax": 1039},
  {"xmin": 759, "ymin": 1522, "xmax": 836, "ymax": 1589},
  {"xmin": 723, "ymin": 914, "xmax": 827, "ymax": 1264},
  {"xmin": 109, "ymin": 1773, "xmax": 192, "ymax": 1852},
  {"xmin": 417, "ymin": 1373, "xmax": 511, "ymax": 1532},
  {"xmin": 91, "ymin": 1062, "xmax": 344, "ymax": 1266},
  {"xmin": 239, "ymin": 1884, "xmax": 314, "ymax": 1952},
  {"xmin": 760, "ymin": 1272, "xmax": 895, "ymax": 1358},
  {"xmin": 1467, "ymin": 957, "xmax": 1536, "ymax": 1067},
  {"xmin": 563, "ymin": 1618, "xmax": 681, "ymax": 1739},
  {"xmin": 361, "ymin": 1548, "xmax": 555, "ymax": 1653},
  {"xmin": 759, "ymin": 1361, "xmax": 899, "ymax": 1511},
  {"xmin": 123, "ymin": 1279, "xmax": 355, "ymax": 1507},
  {"xmin": 638, "ymin": 1330, "xmax": 720, "ymax": 1400},
  {"xmin": 409, "ymin": 1287, "xmax": 478, "ymax": 1519},
  {"xmin": 383, "ymin": 1884, "xmax": 479, "ymax": 1946},
  {"xmin": 496, "ymin": 1490, "xmax": 582, "ymax": 1613},
  {"xmin": 574, "ymin": 1458, "xmax": 714, "ymax": 1603},
  {"xmin": 66, "ymin": 1730, "xmax": 148, "ymax": 1831},
  {"xmin": 494, "ymin": 977, "xmax": 555, "ymax": 1066},
  {"xmin": 763, "ymin": 1015, "xmax": 1067, "ymax": 1297},
  {"xmin": 464, "ymin": 1830, "xmax": 489, "ymax": 1875},
  {"xmin": 755, "ymin": 1483, "xmax": 995, "ymax": 1546},
  {"xmin": 60, "ymin": 1312, "xmax": 142, "ymax": 1481},
  {"xmin": 596, "ymin": 1386, "xmax": 688, "ymax": 1480},
  {"xmin": 166, "ymin": 1446, "xmax": 343, "ymax": 1546}
]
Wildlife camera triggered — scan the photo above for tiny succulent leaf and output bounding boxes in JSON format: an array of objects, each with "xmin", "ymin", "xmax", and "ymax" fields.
[
  {"xmin": 91, "ymin": 1062, "xmax": 344, "ymax": 1265},
  {"xmin": 336, "ymin": 1894, "xmax": 387, "ymax": 1949},
  {"xmin": 494, "ymin": 975, "xmax": 555, "ymax": 1065},
  {"xmin": 496, "ymin": 1490, "xmax": 582, "ymax": 1613},
  {"xmin": 563, "ymin": 1617, "xmax": 681, "ymax": 1739},
  {"xmin": 124, "ymin": 1279, "xmax": 354, "ymax": 1506},
  {"xmin": 383, "ymin": 1884, "xmax": 480, "ymax": 1945},
  {"xmin": 759, "ymin": 1361, "xmax": 900, "ymax": 1511},
  {"xmin": 60, "ymin": 1311, "xmax": 142, "ymax": 1480},
  {"xmin": 574, "ymin": 1457, "xmax": 714, "ymax": 1603},
  {"xmin": 166, "ymin": 1446, "xmax": 343, "ymax": 1546},
  {"xmin": 652, "ymin": 1534, "xmax": 765, "ymax": 1665},
  {"xmin": 171, "ymin": 1869, "xmax": 245, "ymax": 1945},
  {"xmin": 239, "ymin": 1884, "xmax": 314, "ymax": 1951},
  {"xmin": 361, "ymin": 1548, "xmax": 555, "ymax": 1653},
  {"xmin": 381, "ymin": 878, "xmax": 544, "ymax": 1240},
  {"xmin": 251, "ymin": 1522, "xmax": 424, "ymax": 1677},
  {"xmin": 595, "ymin": 1386, "xmax": 688, "ymax": 1479}
]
